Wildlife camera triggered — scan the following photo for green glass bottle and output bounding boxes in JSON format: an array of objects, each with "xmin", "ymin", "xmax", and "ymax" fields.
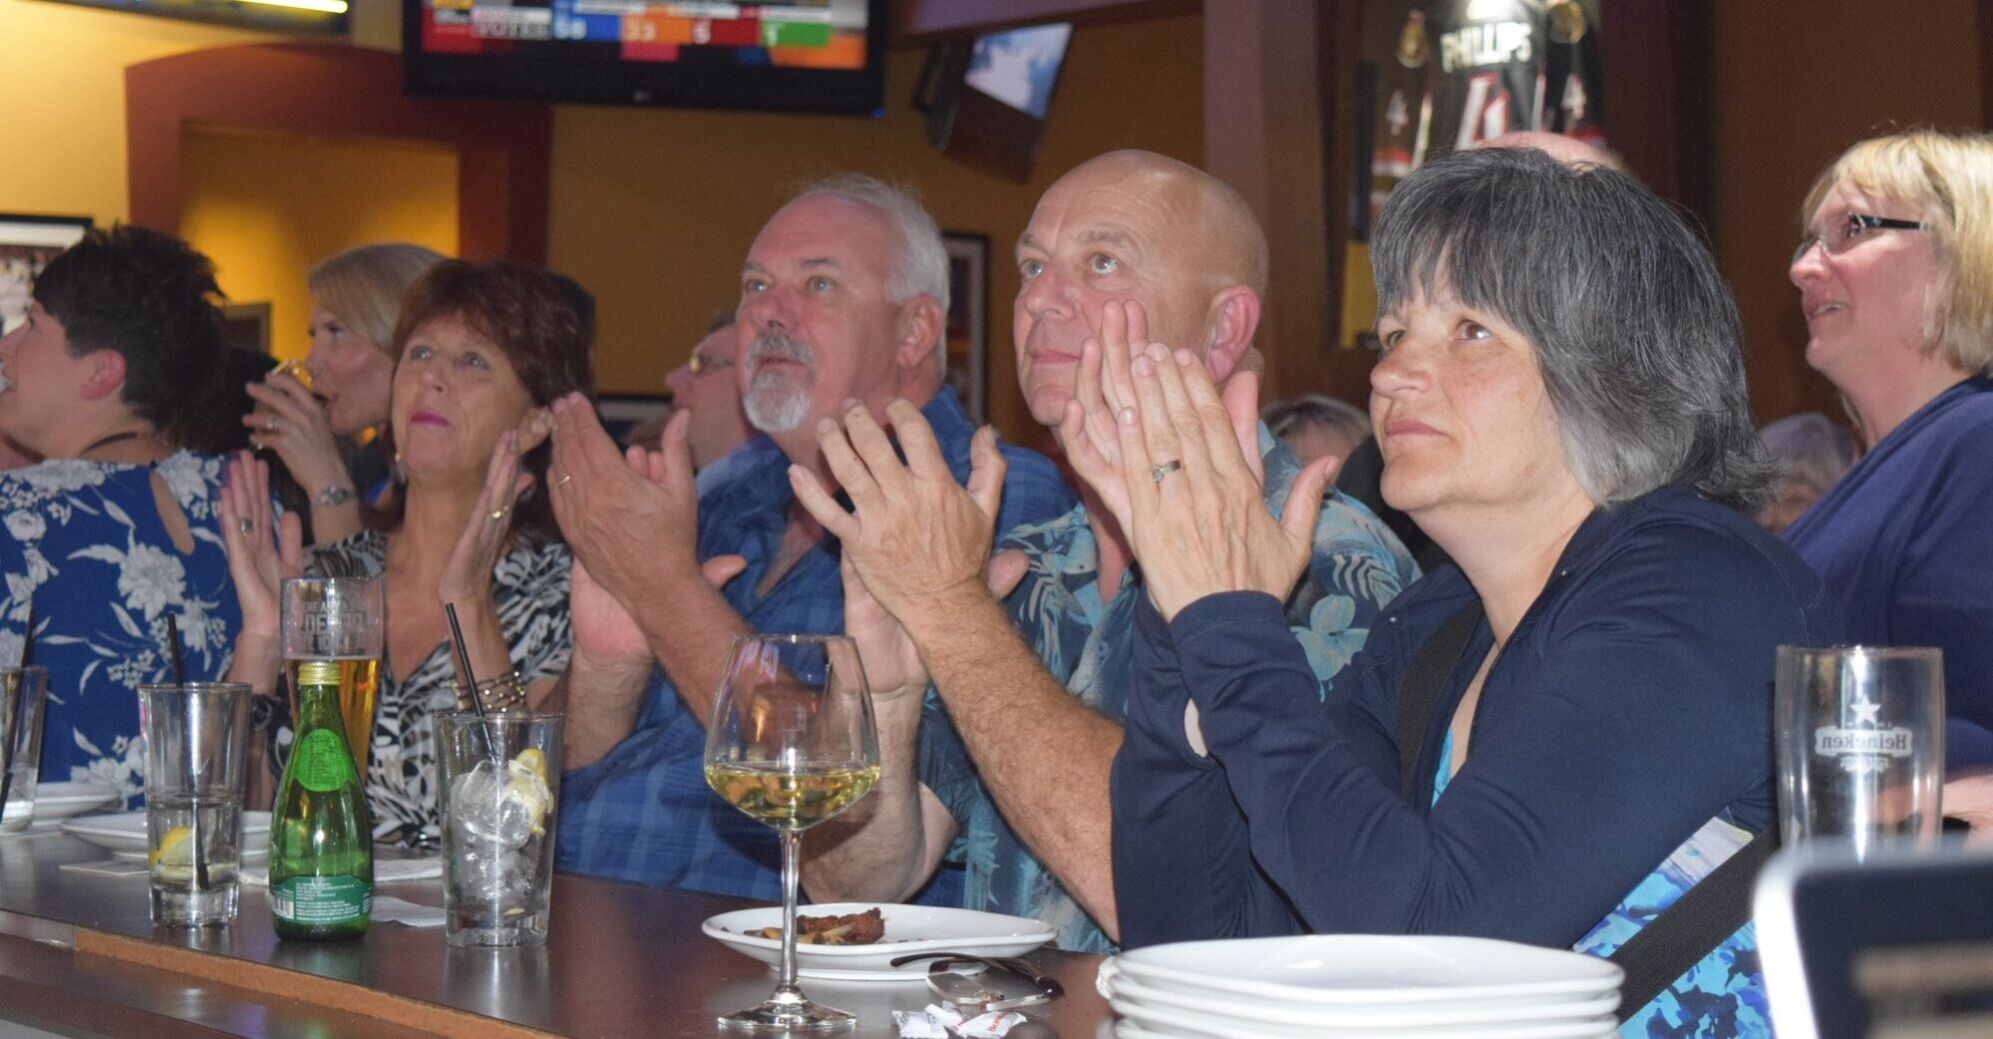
[{"xmin": 269, "ymin": 659, "xmax": 373, "ymax": 940}]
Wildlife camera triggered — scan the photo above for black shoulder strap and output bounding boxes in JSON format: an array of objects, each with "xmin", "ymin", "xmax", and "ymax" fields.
[
  {"xmin": 1394, "ymin": 603, "xmax": 1483, "ymax": 801},
  {"xmin": 1393, "ymin": 601, "xmax": 1778, "ymax": 1022},
  {"xmin": 1609, "ymin": 826, "xmax": 1779, "ymax": 1021}
]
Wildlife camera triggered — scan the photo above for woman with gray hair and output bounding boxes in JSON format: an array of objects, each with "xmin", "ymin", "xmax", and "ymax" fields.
[
  {"xmin": 1782, "ymin": 129, "xmax": 1993, "ymax": 766},
  {"xmin": 1088, "ymin": 148, "xmax": 1836, "ymax": 1035},
  {"xmin": 1755, "ymin": 412, "xmax": 1856, "ymax": 534}
]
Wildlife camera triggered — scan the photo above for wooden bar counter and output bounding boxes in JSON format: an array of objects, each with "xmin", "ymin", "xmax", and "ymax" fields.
[{"xmin": 0, "ymin": 831, "xmax": 1112, "ymax": 1037}]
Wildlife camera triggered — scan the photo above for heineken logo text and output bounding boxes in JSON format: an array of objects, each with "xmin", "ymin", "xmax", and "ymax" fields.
[{"xmin": 1814, "ymin": 727, "xmax": 1915, "ymax": 757}]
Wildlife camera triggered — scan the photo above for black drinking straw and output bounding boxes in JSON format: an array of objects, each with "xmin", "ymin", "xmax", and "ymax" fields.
[
  {"xmin": 0, "ymin": 604, "xmax": 32, "ymax": 827},
  {"xmin": 163, "ymin": 614, "xmax": 209, "ymax": 891},
  {"xmin": 442, "ymin": 603, "xmax": 503, "ymax": 766}
]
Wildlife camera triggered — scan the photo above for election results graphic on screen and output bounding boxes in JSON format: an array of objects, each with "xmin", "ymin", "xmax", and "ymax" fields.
[{"xmin": 408, "ymin": 0, "xmax": 884, "ymax": 112}]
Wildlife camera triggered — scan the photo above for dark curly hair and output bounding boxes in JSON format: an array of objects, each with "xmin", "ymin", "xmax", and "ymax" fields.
[
  {"xmin": 377, "ymin": 261, "xmax": 596, "ymax": 547},
  {"xmin": 31, "ymin": 225, "xmax": 232, "ymax": 452}
]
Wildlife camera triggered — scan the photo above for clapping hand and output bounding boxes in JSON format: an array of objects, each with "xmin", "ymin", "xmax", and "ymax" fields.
[
  {"xmin": 548, "ymin": 395, "xmax": 702, "ymax": 616},
  {"xmin": 1065, "ymin": 301, "xmax": 1337, "ymax": 621},
  {"xmin": 788, "ymin": 399, "xmax": 1007, "ymax": 631},
  {"xmin": 436, "ymin": 427, "xmax": 539, "ymax": 608},
  {"xmin": 219, "ymin": 451, "xmax": 304, "ymax": 692}
]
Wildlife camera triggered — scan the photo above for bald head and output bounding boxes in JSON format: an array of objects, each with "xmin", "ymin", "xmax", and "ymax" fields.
[
  {"xmin": 1474, "ymin": 131, "xmax": 1625, "ymax": 172},
  {"xmin": 1013, "ymin": 149, "xmax": 1269, "ymax": 427},
  {"xmin": 1055, "ymin": 150, "xmax": 1270, "ymax": 295}
]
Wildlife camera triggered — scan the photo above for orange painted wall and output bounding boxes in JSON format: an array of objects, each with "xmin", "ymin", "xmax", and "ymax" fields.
[
  {"xmin": 1710, "ymin": 0, "xmax": 1981, "ymax": 424},
  {"xmin": 0, "ymin": 0, "xmax": 276, "ymax": 224},
  {"xmin": 548, "ymin": 14, "xmax": 1205, "ymax": 440},
  {"xmin": 178, "ymin": 129, "xmax": 459, "ymax": 362}
]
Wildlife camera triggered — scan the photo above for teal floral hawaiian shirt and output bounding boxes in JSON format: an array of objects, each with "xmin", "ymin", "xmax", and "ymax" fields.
[{"xmin": 919, "ymin": 430, "xmax": 1418, "ymax": 952}]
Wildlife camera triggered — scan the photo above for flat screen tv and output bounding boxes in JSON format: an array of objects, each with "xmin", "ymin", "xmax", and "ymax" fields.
[
  {"xmin": 404, "ymin": 0, "xmax": 887, "ymax": 115},
  {"xmin": 916, "ymin": 23, "xmax": 1072, "ymax": 181}
]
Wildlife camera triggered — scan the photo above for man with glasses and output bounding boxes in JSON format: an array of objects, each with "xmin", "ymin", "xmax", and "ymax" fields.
[{"xmin": 663, "ymin": 311, "xmax": 754, "ymax": 493}]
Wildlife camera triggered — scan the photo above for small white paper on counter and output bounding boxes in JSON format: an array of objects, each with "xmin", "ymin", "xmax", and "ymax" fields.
[
  {"xmin": 370, "ymin": 895, "xmax": 446, "ymax": 928},
  {"xmin": 243, "ymin": 858, "xmax": 443, "ymax": 887},
  {"xmin": 58, "ymin": 859, "xmax": 149, "ymax": 878},
  {"xmin": 895, "ymin": 1004, "xmax": 1030, "ymax": 1039}
]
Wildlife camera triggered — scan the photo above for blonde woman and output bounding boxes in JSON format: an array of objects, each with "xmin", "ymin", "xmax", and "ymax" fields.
[
  {"xmin": 245, "ymin": 243, "xmax": 444, "ymax": 543},
  {"xmin": 1783, "ymin": 129, "xmax": 1993, "ymax": 767}
]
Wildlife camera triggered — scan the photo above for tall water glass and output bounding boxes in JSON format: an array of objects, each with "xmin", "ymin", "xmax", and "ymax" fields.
[
  {"xmin": 139, "ymin": 683, "xmax": 252, "ymax": 926},
  {"xmin": 0, "ymin": 667, "xmax": 47, "ymax": 832},
  {"xmin": 704, "ymin": 635, "xmax": 878, "ymax": 1033},
  {"xmin": 280, "ymin": 577, "xmax": 385, "ymax": 775},
  {"xmin": 437, "ymin": 711, "xmax": 562, "ymax": 948},
  {"xmin": 1776, "ymin": 645, "xmax": 1944, "ymax": 860}
]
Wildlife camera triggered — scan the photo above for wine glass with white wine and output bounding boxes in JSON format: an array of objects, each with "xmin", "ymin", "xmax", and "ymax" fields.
[{"xmin": 704, "ymin": 634, "xmax": 879, "ymax": 1032}]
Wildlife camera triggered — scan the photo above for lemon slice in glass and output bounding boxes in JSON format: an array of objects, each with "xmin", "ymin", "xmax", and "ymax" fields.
[{"xmin": 150, "ymin": 825, "xmax": 194, "ymax": 879}]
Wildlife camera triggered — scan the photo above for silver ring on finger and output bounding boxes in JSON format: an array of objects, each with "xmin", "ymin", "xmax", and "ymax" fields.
[
  {"xmin": 1150, "ymin": 459, "xmax": 1183, "ymax": 484},
  {"xmin": 265, "ymin": 416, "xmax": 280, "ymax": 433},
  {"xmin": 235, "ymin": 518, "xmax": 252, "ymax": 535}
]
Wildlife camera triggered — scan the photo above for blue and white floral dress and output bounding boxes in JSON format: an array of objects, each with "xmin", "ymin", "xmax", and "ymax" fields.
[{"xmin": 0, "ymin": 453, "xmax": 241, "ymax": 805}]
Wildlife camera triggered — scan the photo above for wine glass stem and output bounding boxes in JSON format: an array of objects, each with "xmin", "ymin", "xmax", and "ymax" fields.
[{"xmin": 777, "ymin": 827, "xmax": 803, "ymax": 1000}]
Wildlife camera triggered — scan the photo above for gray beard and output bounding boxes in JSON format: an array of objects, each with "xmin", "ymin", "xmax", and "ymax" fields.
[
  {"xmin": 744, "ymin": 376, "xmax": 811, "ymax": 433},
  {"xmin": 742, "ymin": 331, "xmax": 818, "ymax": 433}
]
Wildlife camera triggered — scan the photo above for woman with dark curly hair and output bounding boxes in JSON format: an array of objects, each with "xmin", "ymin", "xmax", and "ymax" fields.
[
  {"xmin": 224, "ymin": 260, "xmax": 590, "ymax": 845},
  {"xmin": 0, "ymin": 225, "xmax": 243, "ymax": 804}
]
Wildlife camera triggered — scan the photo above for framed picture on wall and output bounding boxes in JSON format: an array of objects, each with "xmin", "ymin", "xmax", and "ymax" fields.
[
  {"xmin": 0, "ymin": 213, "xmax": 92, "ymax": 335},
  {"xmin": 222, "ymin": 302, "xmax": 274, "ymax": 354},
  {"xmin": 942, "ymin": 232, "xmax": 990, "ymax": 424}
]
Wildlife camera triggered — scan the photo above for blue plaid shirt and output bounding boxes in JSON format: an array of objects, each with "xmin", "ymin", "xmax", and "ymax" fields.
[
  {"xmin": 920, "ymin": 429, "xmax": 1419, "ymax": 951},
  {"xmin": 556, "ymin": 389, "xmax": 1075, "ymax": 899}
]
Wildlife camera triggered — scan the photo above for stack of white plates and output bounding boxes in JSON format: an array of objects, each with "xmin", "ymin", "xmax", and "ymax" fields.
[{"xmin": 1099, "ymin": 935, "xmax": 1623, "ymax": 1039}]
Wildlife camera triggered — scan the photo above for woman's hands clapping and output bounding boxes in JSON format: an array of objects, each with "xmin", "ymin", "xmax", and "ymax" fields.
[
  {"xmin": 436, "ymin": 423, "xmax": 540, "ymax": 609},
  {"xmin": 219, "ymin": 451, "xmax": 305, "ymax": 694},
  {"xmin": 1062, "ymin": 300, "xmax": 1338, "ymax": 621}
]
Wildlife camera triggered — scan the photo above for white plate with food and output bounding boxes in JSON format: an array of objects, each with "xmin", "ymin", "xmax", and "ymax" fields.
[
  {"xmin": 702, "ymin": 902, "xmax": 1057, "ymax": 981},
  {"xmin": 61, "ymin": 810, "xmax": 271, "ymax": 857}
]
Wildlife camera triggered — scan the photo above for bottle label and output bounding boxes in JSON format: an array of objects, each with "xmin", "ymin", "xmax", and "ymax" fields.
[
  {"xmin": 293, "ymin": 729, "xmax": 355, "ymax": 793},
  {"xmin": 271, "ymin": 875, "xmax": 371, "ymax": 924}
]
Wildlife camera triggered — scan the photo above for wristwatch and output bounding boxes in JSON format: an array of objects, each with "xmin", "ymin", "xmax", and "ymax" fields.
[{"xmin": 316, "ymin": 484, "xmax": 358, "ymax": 508}]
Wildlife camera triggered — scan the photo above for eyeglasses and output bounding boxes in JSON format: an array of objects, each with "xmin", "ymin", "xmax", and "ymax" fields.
[
  {"xmin": 1792, "ymin": 212, "xmax": 1924, "ymax": 265},
  {"xmin": 686, "ymin": 352, "xmax": 735, "ymax": 376}
]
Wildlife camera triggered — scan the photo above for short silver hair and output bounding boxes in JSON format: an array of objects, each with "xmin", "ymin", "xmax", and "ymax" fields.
[
  {"xmin": 1760, "ymin": 413, "xmax": 1856, "ymax": 496},
  {"xmin": 1373, "ymin": 148, "xmax": 1774, "ymax": 512},
  {"xmin": 791, "ymin": 174, "xmax": 950, "ymax": 315},
  {"xmin": 1263, "ymin": 394, "xmax": 1371, "ymax": 444}
]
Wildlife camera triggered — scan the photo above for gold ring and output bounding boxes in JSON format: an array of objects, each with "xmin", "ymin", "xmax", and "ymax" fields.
[
  {"xmin": 555, "ymin": 474, "xmax": 573, "ymax": 487},
  {"xmin": 488, "ymin": 507, "xmax": 509, "ymax": 522},
  {"xmin": 1150, "ymin": 459, "xmax": 1183, "ymax": 483}
]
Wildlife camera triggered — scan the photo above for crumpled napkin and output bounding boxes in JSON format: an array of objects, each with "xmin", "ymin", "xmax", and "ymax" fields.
[{"xmin": 894, "ymin": 1003, "xmax": 1033, "ymax": 1038}]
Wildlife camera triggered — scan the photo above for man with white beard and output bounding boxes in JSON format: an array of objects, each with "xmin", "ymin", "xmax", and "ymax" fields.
[{"xmin": 542, "ymin": 175, "xmax": 1074, "ymax": 898}]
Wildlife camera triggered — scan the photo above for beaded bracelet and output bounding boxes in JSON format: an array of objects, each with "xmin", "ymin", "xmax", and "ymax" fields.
[{"xmin": 453, "ymin": 669, "xmax": 527, "ymax": 713}]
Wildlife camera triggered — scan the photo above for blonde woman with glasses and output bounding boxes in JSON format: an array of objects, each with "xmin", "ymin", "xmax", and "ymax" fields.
[{"xmin": 1783, "ymin": 129, "xmax": 1993, "ymax": 768}]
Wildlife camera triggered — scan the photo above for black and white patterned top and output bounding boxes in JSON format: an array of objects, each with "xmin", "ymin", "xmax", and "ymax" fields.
[{"xmin": 268, "ymin": 531, "xmax": 573, "ymax": 844}]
